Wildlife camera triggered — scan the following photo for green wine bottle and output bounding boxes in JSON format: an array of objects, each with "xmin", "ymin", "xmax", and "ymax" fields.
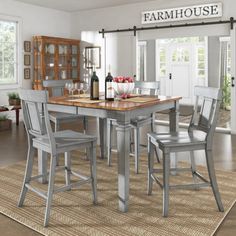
[{"xmin": 90, "ymin": 71, "xmax": 99, "ymax": 100}]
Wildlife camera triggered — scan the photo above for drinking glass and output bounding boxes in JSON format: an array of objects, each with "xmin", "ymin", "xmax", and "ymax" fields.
[
  {"xmin": 65, "ymin": 82, "xmax": 73, "ymax": 96},
  {"xmin": 70, "ymin": 83, "xmax": 76, "ymax": 96},
  {"xmin": 80, "ymin": 83, "xmax": 89, "ymax": 96},
  {"xmin": 74, "ymin": 82, "xmax": 81, "ymax": 95}
]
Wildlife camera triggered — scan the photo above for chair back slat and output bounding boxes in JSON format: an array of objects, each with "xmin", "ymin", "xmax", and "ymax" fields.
[
  {"xmin": 198, "ymin": 98, "xmax": 214, "ymax": 132},
  {"xmin": 189, "ymin": 86, "xmax": 222, "ymax": 147},
  {"xmin": 134, "ymin": 81, "xmax": 160, "ymax": 96},
  {"xmin": 43, "ymin": 79, "xmax": 73, "ymax": 97},
  {"xmin": 19, "ymin": 89, "xmax": 56, "ymax": 154},
  {"xmin": 26, "ymin": 101, "xmax": 44, "ymax": 135}
]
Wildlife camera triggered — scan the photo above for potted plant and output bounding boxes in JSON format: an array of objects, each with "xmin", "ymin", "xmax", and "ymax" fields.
[
  {"xmin": 0, "ymin": 115, "xmax": 12, "ymax": 131},
  {"xmin": 7, "ymin": 92, "xmax": 21, "ymax": 106}
]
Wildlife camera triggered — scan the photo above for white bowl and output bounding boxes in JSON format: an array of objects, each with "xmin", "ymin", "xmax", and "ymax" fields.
[{"xmin": 114, "ymin": 82, "xmax": 135, "ymax": 95}]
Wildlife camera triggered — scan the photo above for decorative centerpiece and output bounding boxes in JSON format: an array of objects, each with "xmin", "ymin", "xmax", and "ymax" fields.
[{"xmin": 113, "ymin": 76, "xmax": 135, "ymax": 99}]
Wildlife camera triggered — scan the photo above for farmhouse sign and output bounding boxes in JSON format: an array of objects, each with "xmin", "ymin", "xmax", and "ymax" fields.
[{"xmin": 142, "ymin": 3, "xmax": 222, "ymax": 24}]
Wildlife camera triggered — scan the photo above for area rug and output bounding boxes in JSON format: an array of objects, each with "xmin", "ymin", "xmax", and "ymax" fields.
[{"xmin": 0, "ymin": 151, "xmax": 236, "ymax": 236}]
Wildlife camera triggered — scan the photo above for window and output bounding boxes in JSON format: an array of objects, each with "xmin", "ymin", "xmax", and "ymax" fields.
[
  {"xmin": 159, "ymin": 47, "xmax": 166, "ymax": 76},
  {"xmin": 197, "ymin": 47, "xmax": 206, "ymax": 78},
  {"xmin": 0, "ymin": 16, "xmax": 20, "ymax": 88},
  {"xmin": 172, "ymin": 48, "xmax": 189, "ymax": 62}
]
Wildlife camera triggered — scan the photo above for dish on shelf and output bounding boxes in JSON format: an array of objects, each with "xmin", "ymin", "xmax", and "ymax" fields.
[{"xmin": 46, "ymin": 44, "xmax": 55, "ymax": 54}]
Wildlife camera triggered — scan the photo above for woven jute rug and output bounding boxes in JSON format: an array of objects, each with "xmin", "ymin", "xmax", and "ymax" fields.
[{"xmin": 0, "ymin": 151, "xmax": 236, "ymax": 236}]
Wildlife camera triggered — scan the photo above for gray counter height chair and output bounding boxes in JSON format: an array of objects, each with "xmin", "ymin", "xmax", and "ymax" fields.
[
  {"xmin": 107, "ymin": 81, "xmax": 160, "ymax": 174},
  {"xmin": 43, "ymin": 80, "xmax": 88, "ymax": 132},
  {"xmin": 147, "ymin": 86, "xmax": 224, "ymax": 217},
  {"xmin": 18, "ymin": 89, "xmax": 97, "ymax": 227}
]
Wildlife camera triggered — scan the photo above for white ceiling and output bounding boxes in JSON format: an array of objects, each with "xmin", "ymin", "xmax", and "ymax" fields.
[{"xmin": 14, "ymin": 0, "xmax": 153, "ymax": 12}]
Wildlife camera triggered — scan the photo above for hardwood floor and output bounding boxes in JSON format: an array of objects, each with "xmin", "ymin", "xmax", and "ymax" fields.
[{"xmin": 0, "ymin": 119, "xmax": 235, "ymax": 236}]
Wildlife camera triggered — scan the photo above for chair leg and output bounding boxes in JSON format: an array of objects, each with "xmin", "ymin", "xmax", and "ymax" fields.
[
  {"xmin": 54, "ymin": 121, "xmax": 59, "ymax": 132},
  {"xmin": 205, "ymin": 149, "xmax": 224, "ymax": 212},
  {"xmin": 190, "ymin": 151, "xmax": 199, "ymax": 190},
  {"xmin": 83, "ymin": 117, "xmax": 88, "ymax": 134},
  {"xmin": 163, "ymin": 152, "xmax": 170, "ymax": 217},
  {"xmin": 150, "ymin": 115, "xmax": 160, "ymax": 163},
  {"xmin": 83, "ymin": 117, "xmax": 90, "ymax": 160},
  {"xmin": 154, "ymin": 145, "xmax": 160, "ymax": 163},
  {"xmin": 44, "ymin": 155, "xmax": 57, "ymax": 227},
  {"xmin": 64, "ymin": 152, "xmax": 71, "ymax": 187},
  {"xmin": 147, "ymin": 138, "xmax": 154, "ymax": 195},
  {"xmin": 54, "ymin": 122, "xmax": 60, "ymax": 165},
  {"xmin": 134, "ymin": 127, "xmax": 140, "ymax": 174},
  {"xmin": 90, "ymin": 142, "xmax": 97, "ymax": 204},
  {"xmin": 18, "ymin": 139, "xmax": 35, "ymax": 207},
  {"xmin": 151, "ymin": 113, "xmax": 155, "ymax": 132},
  {"xmin": 107, "ymin": 119, "xmax": 112, "ymax": 166},
  {"xmin": 130, "ymin": 129, "xmax": 134, "ymax": 153}
]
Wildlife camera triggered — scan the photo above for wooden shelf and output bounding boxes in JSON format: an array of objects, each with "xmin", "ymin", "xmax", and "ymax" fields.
[{"xmin": 33, "ymin": 35, "xmax": 80, "ymax": 90}]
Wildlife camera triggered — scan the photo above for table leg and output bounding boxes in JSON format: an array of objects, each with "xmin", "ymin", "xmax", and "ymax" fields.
[
  {"xmin": 169, "ymin": 103, "xmax": 179, "ymax": 132},
  {"xmin": 38, "ymin": 150, "xmax": 48, "ymax": 183},
  {"xmin": 99, "ymin": 118, "xmax": 107, "ymax": 159},
  {"xmin": 116, "ymin": 122, "xmax": 131, "ymax": 212},
  {"xmin": 15, "ymin": 109, "xmax": 19, "ymax": 126}
]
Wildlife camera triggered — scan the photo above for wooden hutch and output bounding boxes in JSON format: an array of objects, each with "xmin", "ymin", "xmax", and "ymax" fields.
[{"xmin": 33, "ymin": 36, "xmax": 80, "ymax": 90}]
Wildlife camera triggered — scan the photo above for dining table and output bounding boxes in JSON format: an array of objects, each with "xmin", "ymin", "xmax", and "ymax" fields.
[{"xmin": 38, "ymin": 94, "xmax": 181, "ymax": 212}]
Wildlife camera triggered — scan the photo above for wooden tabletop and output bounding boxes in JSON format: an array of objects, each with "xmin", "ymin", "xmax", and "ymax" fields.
[{"xmin": 48, "ymin": 95, "xmax": 182, "ymax": 111}]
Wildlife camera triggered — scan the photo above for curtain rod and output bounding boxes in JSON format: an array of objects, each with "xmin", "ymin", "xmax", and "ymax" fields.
[{"xmin": 99, "ymin": 17, "xmax": 235, "ymax": 37}]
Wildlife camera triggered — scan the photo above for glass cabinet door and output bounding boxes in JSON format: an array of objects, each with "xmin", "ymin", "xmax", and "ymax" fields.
[
  {"xmin": 70, "ymin": 45, "xmax": 79, "ymax": 80},
  {"xmin": 44, "ymin": 43, "xmax": 55, "ymax": 80},
  {"xmin": 58, "ymin": 44, "xmax": 69, "ymax": 80}
]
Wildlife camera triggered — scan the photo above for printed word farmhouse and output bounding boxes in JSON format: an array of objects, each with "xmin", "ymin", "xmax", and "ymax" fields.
[{"xmin": 142, "ymin": 3, "xmax": 222, "ymax": 24}]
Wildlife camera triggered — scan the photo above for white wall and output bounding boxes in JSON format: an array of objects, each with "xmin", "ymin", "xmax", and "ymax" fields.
[
  {"xmin": 71, "ymin": 0, "xmax": 234, "ymax": 81},
  {"xmin": 146, "ymin": 40, "xmax": 156, "ymax": 81},
  {"xmin": 71, "ymin": 0, "xmax": 236, "ymax": 36},
  {"xmin": 81, "ymin": 31, "xmax": 106, "ymax": 91},
  {"xmin": 0, "ymin": 0, "xmax": 71, "ymax": 105},
  {"xmin": 208, "ymin": 36, "xmax": 221, "ymax": 87}
]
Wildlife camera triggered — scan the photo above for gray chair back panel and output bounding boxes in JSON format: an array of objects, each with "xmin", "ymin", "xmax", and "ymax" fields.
[
  {"xmin": 134, "ymin": 81, "xmax": 160, "ymax": 96},
  {"xmin": 189, "ymin": 86, "xmax": 222, "ymax": 147},
  {"xmin": 43, "ymin": 80, "xmax": 73, "ymax": 97},
  {"xmin": 19, "ymin": 89, "xmax": 56, "ymax": 154}
]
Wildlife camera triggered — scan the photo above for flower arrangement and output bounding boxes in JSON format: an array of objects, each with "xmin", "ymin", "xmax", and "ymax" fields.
[{"xmin": 113, "ymin": 76, "xmax": 135, "ymax": 99}]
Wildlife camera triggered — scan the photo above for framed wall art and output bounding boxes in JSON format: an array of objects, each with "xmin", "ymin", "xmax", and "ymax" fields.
[
  {"xmin": 24, "ymin": 54, "xmax": 31, "ymax": 66},
  {"xmin": 24, "ymin": 41, "xmax": 31, "ymax": 52},
  {"xmin": 24, "ymin": 68, "xmax": 30, "ymax": 80},
  {"xmin": 85, "ymin": 46, "xmax": 101, "ymax": 69}
]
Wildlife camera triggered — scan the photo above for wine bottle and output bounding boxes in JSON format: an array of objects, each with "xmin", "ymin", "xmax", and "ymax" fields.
[
  {"xmin": 105, "ymin": 72, "xmax": 114, "ymax": 101},
  {"xmin": 90, "ymin": 71, "xmax": 99, "ymax": 100}
]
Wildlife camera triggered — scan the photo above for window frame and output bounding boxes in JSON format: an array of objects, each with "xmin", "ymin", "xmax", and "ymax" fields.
[{"xmin": 0, "ymin": 14, "xmax": 22, "ymax": 90}]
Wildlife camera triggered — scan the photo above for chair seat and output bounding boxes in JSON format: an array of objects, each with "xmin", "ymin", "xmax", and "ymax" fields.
[
  {"xmin": 49, "ymin": 111, "xmax": 83, "ymax": 123},
  {"xmin": 148, "ymin": 130, "xmax": 207, "ymax": 148},
  {"xmin": 33, "ymin": 130, "xmax": 96, "ymax": 153}
]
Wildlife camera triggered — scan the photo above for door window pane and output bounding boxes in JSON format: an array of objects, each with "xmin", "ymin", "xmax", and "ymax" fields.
[{"xmin": 0, "ymin": 20, "xmax": 18, "ymax": 85}]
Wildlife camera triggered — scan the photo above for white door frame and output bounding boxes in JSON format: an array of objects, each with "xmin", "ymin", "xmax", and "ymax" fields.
[{"xmin": 230, "ymin": 26, "xmax": 236, "ymax": 134}]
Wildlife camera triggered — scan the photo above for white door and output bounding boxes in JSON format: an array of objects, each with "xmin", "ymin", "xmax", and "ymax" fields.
[
  {"xmin": 157, "ymin": 38, "xmax": 208, "ymax": 105},
  {"xmin": 165, "ymin": 44, "xmax": 193, "ymax": 104}
]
